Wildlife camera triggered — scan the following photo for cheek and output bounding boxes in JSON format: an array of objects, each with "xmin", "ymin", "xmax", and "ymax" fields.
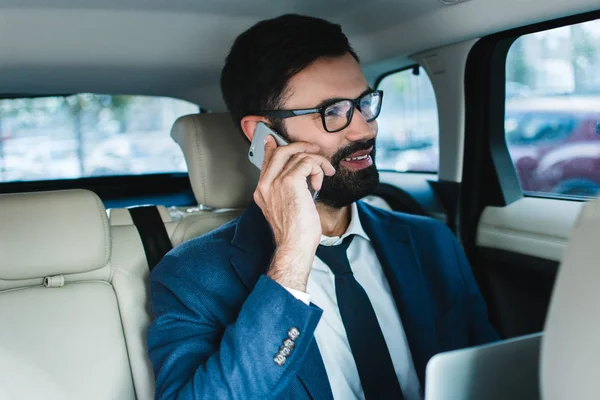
[
  {"xmin": 285, "ymin": 117, "xmax": 343, "ymax": 155},
  {"xmin": 285, "ymin": 116, "xmax": 325, "ymax": 141},
  {"xmin": 316, "ymin": 136, "xmax": 346, "ymax": 161}
]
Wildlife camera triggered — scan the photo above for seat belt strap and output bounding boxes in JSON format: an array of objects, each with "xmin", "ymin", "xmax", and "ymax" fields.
[{"xmin": 129, "ymin": 206, "xmax": 173, "ymax": 271}]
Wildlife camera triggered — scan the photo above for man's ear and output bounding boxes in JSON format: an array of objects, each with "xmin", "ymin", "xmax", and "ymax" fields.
[{"xmin": 240, "ymin": 116, "xmax": 269, "ymax": 142}]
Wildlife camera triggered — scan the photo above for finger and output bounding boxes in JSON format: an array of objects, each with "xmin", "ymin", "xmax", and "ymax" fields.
[
  {"xmin": 260, "ymin": 141, "xmax": 321, "ymax": 183},
  {"xmin": 280, "ymin": 157, "xmax": 327, "ymax": 192},
  {"xmin": 309, "ymin": 172, "xmax": 324, "ymax": 193},
  {"xmin": 260, "ymin": 135, "xmax": 277, "ymax": 179},
  {"xmin": 279, "ymin": 153, "xmax": 335, "ymax": 178}
]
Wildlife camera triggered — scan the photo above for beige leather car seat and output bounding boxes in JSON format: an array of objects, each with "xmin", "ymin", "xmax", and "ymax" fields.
[
  {"xmin": 541, "ymin": 196, "xmax": 600, "ymax": 400},
  {"xmin": 108, "ymin": 112, "xmax": 259, "ymax": 248},
  {"xmin": 0, "ymin": 189, "xmax": 139, "ymax": 399}
]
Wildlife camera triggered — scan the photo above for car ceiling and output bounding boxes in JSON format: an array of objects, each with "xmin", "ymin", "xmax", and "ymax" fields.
[{"xmin": 0, "ymin": 0, "xmax": 598, "ymax": 110}]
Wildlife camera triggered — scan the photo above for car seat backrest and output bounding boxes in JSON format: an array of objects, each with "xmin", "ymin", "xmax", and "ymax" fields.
[
  {"xmin": 541, "ymin": 196, "xmax": 600, "ymax": 400},
  {"xmin": 0, "ymin": 189, "xmax": 137, "ymax": 400}
]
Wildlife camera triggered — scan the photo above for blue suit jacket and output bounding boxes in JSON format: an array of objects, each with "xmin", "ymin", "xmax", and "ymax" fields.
[{"xmin": 148, "ymin": 201, "xmax": 499, "ymax": 399}]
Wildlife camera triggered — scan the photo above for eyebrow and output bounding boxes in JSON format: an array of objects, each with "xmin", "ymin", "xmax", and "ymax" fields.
[{"xmin": 313, "ymin": 87, "xmax": 374, "ymax": 110}]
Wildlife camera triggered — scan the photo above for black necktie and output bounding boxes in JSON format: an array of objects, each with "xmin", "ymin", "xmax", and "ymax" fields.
[{"xmin": 316, "ymin": 236, "xmax": 404, "ymax": 400}]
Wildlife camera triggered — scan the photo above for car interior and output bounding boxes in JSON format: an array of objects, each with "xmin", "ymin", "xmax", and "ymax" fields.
[{"xmin": 0, "ymin": 0, "xmax": 599, "ymax": 399}]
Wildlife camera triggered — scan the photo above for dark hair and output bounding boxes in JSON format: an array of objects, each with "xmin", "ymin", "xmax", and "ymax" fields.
[{"xmin": 220, "ymin": 14, "xmax": 359, "ymax": 132}]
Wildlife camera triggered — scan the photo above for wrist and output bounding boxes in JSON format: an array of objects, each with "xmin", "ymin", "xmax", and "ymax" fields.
[
  {"xmin": 274, "ymin": 243, "xmax": 317, "ymax": 269},
  {"xmin": 267, "ymin": 246, "xmax": 316, "ymax": 292}
]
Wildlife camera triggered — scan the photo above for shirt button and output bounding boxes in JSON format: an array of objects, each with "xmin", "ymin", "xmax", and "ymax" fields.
[
  {"xmin": 279, "ymin": 345, "xmax": 292, "ymax": 357},
  {"xmin": 273, "ymin": 353, "xmax": 286, "ymax": 366},
  {"xmin": 288, "ymin": 327, "xmax": 300, "ymax": 341},
  {"xmin": 283, "ymin": 338, "xmax": 295, "ymax": 349}
]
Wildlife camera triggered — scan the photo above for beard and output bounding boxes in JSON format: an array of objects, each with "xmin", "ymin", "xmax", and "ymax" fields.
[
  {"xmin": 271, "ymin": 119, "xmax": 380, "ymax": 209},
  {"xmin": 316, "ymin": 138, "xmax": 380, "ymax": 208}
]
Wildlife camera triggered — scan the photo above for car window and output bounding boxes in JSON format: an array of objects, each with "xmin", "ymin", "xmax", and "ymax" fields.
[
  {"xmin": 505, "ymin": 18, "xmax": 600, "ymax": 198},
  {"xmin": 376, "ymin": 66, "xmax": 439, "ymax": 173},
  {"xmin": 0, "ymin": 94, "xmax": 198, "ymax": 182},
  {"xmin": 505, "ymin": 113, "xmax": 576, "ymax": 145}
]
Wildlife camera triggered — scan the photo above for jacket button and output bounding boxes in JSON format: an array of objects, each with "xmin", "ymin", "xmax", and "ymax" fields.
[
  {"xmin": 288, "ymin": 327, "xmax": 300, "ymax": 341},
  {"xmin": 279, "ymin": 346, "xmax": 292, "ymax": 357},
  {"xmin": 274, "ymin": 353, "xmax": 286, "ymax": 366}
]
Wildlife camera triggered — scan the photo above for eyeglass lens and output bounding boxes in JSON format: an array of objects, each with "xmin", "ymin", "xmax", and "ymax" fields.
[{"xmin": 322, "ymin": 92, "xmax": 381, "ymax": 132}]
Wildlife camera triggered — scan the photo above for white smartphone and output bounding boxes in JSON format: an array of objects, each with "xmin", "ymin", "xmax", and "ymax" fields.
[
  {"xmin": 248, "ymin": 122, "xmax": 319, "ymax": 201},
  {"xmin": 248, "ymin": 122, "xmax": 289, "ymax": 168}
]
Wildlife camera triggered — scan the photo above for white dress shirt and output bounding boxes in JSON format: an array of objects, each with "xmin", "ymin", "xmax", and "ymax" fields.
[{"xmin": 286, "ymin": 203, "xmax": 422, "ymax": 400}]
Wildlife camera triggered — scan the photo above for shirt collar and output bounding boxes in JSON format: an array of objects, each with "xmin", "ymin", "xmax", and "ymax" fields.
[{"xmin": 319, "ymin": 202, "xmax": 370, "ymax": 247}]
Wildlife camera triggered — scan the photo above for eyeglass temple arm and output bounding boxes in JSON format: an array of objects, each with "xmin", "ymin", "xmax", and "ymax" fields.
[{"xmin": 254, "ymin": 108, "xmax": 321, "ymax": 118}]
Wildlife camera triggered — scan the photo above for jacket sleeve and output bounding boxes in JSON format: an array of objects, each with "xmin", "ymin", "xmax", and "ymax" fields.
[
  {"xmin": 451, "ymin": 234, "xmax": 501, "ymax": 345},
  {"xmin": 147, "ymin": 256, "xmax": 323, "ymax": 400}
]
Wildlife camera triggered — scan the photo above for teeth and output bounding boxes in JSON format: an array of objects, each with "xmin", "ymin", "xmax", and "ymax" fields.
[{"xmin": 344, "ymin": 154, "xmax": 369, "ymax": 161}]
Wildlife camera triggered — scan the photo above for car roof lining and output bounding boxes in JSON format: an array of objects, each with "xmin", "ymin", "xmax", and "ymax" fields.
[{"xmin": 0, "ymin": 0, "xmax": 598, "ymax": 109}]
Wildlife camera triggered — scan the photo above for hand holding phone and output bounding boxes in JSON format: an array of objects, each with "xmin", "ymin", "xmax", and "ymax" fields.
[
  {"xmin": 249, "ymin": 122, "xmax": 319, "ymax": 201},
  {"xmin": 248, "ymin": 122, "xmax": 290, "ymax": 166},
  {"xmin": 248, "ymin": 122, "xmax": 336, "ymax": 292}
]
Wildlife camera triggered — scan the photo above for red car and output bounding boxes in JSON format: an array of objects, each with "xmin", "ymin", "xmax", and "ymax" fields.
[
  {"xmin": 390, "ymin": 96, "xmax": 600, "ymax": 197},
  {"xmin": 506, "ymin": 96, "xmax": 600, "ymax": 196}
]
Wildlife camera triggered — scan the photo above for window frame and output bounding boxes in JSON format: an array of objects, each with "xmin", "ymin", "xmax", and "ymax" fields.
[
  {"xmin": 465, "ymin": 8, "xmax": 600, "ymax": 208},
  {"xmin": 374, "ymin": 64, "xmax": 440, "ymax": 175},
  {"xmin": 0, "ymin": 172, "xmax": 196, "ymax": 207},
  {"xmin": 374, "ymin": 64, "xmax": 421, "ymax": 90}
]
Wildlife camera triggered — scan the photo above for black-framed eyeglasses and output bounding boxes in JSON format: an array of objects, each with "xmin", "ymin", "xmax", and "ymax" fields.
[{"xmin": 253, "ymin": 90, "xmax": 384, "ymax": 133}]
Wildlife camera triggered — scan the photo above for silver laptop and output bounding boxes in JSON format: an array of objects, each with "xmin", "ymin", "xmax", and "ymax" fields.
[{"xmin": 425, "ymin": 333, "xmax": 542, "ymax": 400}]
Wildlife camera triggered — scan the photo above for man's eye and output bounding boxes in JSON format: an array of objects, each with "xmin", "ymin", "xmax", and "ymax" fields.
[
  {"xmin": 325, "ymin": 102, "xmax": 350, "ymax": 119},
  {"xmin": 359, "ymin": 95, "xmax": 373, "ymax": 110},
  {"xmin": 325, "ymin": 106, "xmax": 343, "ymax": 118}
]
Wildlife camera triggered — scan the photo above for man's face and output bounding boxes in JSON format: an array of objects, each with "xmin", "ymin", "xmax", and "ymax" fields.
[{"xmin": 277, "ymin": 53, "xmax": 379, "ymax": 208}]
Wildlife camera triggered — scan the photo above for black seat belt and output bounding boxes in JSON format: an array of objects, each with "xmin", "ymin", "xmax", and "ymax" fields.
[{"xmin": 129, "ymin": 206, "xmax": 173, "ymax": 271}]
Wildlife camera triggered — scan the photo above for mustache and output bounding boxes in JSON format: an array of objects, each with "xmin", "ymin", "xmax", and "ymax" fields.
[{"xmin": 331, "ymin": 138, "xmax": 376, "ymax": 165}]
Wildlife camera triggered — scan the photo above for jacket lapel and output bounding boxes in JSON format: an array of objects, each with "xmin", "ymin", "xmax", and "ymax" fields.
[
  {"xmin": 297, "ymin": 339, "xmax": 334, "ymax": 400},
  {"xmin": 229, "ymin": 202, "xmax": 332, "ymax": 399},
  {"xmin": 229, "ymin": 202, "xmax": 275, "ymax": 292},
  {"xmin": 357, "ymin": 201, "xmax": 439, "ymax": 386}
]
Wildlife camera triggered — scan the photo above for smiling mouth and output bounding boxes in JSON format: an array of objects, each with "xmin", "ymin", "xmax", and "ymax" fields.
[
  {"xmin": 343, "ymin": 154, "xmax": 370, "ymax": 162},
  {"xmin": 341, "ymin": 146, "xmax": 373, "ymax": 163}
]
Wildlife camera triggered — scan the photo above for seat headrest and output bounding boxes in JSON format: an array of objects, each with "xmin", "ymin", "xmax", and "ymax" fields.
[
  {"xmin": 171, "ymin": 113, "xmax": 259, "ymax": 209},
  {"xmin": 0, "ymin": 189, "xmax": 110, "ymax": 280},
  {"xmin": 541, "ymin": 197, "xmax": 600, "ymax": 400}
]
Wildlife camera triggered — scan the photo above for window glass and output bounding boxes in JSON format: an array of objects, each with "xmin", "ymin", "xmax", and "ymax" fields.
[
  {"xmin": 0, "ymin": 94, "xmax": 198, "ymax": 182},
  {"xmin": 505, "ymin": 18, "xmax": 600, "ymax": 198},
  {"xmin": 376, "ymin": 66, "xmax": 439, "ymax": 173}
]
